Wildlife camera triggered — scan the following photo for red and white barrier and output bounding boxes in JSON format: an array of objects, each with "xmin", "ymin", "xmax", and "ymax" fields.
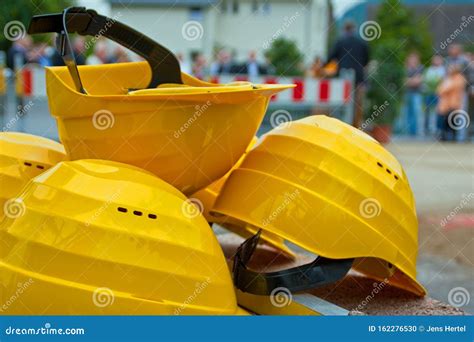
[
  {"xmin": 212, "ymin": 75, "xmax": 352, "ymax": 105},
  {"xmin": 16, "ymin": 66, "xmax": 353, "ymax": 108},
  {"xmin": 16, "ymin": 65, "xmax": 46, "ymax": 98}
]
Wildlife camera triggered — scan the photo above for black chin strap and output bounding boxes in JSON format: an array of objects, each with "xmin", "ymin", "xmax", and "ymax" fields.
[
  {"xmin": 28, "ymin": 7, "xmax": 183, "ymax": 93},
  {"xmin": 233, "ymin": 231, "xmax": 354, "ymax": 295}
]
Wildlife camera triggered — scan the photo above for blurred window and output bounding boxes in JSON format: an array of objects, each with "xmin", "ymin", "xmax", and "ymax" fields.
[
  {"xmin": 232, "ymin": 0, "xmax": 239, "ymax": 14},
  {"xmin": 252, "ymin": 0, "xmax": 258, "ymax": 13},
  {"xmin": 189, "ymin": 7, "xmax": 203, "ymax": 21},
  {"xmin": 252, "ymin": 1, "xmax": 271, "ymax": 15},
  {"xmin": 220, "ymin": 0, "xmax": 229, "ymax": 13},
  {"xmin": 262, "ymin": 1, "xmax": 271, "ymax": 15}
]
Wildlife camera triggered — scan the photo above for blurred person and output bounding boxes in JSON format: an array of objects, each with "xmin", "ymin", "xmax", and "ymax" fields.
[
  {"xmin": 209, "ymin": 49, "xmax": 234, "ymax": 76},
  {"xmin": 192, "ymin": 53, "xmax": 207, "ymax": 79},
  {"xmin": 108, "ymin": 46, "xmax": 130, "ymax": 63},
  {"xmin": 446, "ymin": 44, "xmax": 469, "ymax": 141},
  {"xmin": 446, "ymin": 44, "xmax": 469, "ymax": 74},
  {"xmin": 28, "ymin": 43, "xmax": 51, "ymax": 67},
  {"xmin": 306, "ymin": 56, "xmax": 323, "ymax": 78},
  {"xmin": 467, "ymin": 52, "xmax": 474, "ymax": 139},
  {"xmin": 86, "ymin": 41, "xmax": 108, "ymax": 65},
  {"xmin": 436, "ymin": 64, "xmax": 467, "ymax": 141},
  {"xmin": 326, "ymin": 20, "xmax": 369, "ymax": 127},
  {"xmin": 6, "ymin": 36, "xmax": 33, "ymax": 70},
  {"xmin": 237, "ymin": 51, "xmax": 268, "ymax": 77},
  {"xmin": 51, "ymin": 36, "xmax": 86, "ymax": 66},
  {"xmin": 404, "ymin": 52, "xmax": 424, "ymax": 136},
  {"xmin": 422, "ymin": 55, "xmax": 445, "ymax": 135},
  {"xmin": 177, "ymin": 53, "xmax": 192, "ymax": 74}
]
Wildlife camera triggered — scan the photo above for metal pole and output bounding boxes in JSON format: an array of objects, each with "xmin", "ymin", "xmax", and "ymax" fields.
[
  {"xmin": 0, "ymin": 51, "xmax": 5, "ymax": 129},
  {"xmin": 13, "ymin": 53, "xmax": 25, "ymax": 132}
]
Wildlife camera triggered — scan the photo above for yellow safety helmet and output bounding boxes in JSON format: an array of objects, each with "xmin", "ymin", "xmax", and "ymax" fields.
[
  {"xmin": 192, "ymin": 137, "xmax": 295, "ymax": 257},
  {"xmin": 0, "ymin": 159, "xmax": 247, "ymax": 314},
  {"xmin": 0, "ymin": 132, "xmax": 66, "ymax": 220},
  {"xmin": 212, "ymin": 115, "xmax": 426, "ymax": 296},
  {"xmin": 28, "ymin": 8, "xmax": 292, "ymax": 195}
]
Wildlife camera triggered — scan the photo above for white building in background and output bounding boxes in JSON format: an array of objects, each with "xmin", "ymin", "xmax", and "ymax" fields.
[{"xmin": 77, "ymin": 0, "xmax": 329, "ymax": 64}]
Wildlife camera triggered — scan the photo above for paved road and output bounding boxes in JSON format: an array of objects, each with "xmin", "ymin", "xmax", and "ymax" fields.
[{"xmin": 387, "ymin": 141, "xmax": 473, "ymax": 314}]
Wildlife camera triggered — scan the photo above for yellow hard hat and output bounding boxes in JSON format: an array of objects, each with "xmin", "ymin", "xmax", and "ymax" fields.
[
  {"xmin": 28, "ymin": 8, "xmax": 293, "ymax": 195},
  {"xmin": 0, "ymin": 159, "xmax": 247, "ymax": 314},
  {"xmin": 192, "ymin": 137, "xmax": 295, "ymax": 258},
  {"xmin": 0, "ymin": 132, "xmax": 66, "ymax": 220},
  {"xmin": 212, "ymin": 115, "xmax": 426, "ymax": 296}
]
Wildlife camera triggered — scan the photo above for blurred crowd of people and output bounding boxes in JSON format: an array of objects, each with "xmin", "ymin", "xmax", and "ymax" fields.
[
  {"xmin": 5, "ymin": 36, "xmax": 275, "ymax": 79},
  {"xmin": 402, "ymin": 44, "xmax": 473, "ymax": 141},
  {"xmin": 6, "ymin": 36, "xmax": 132, "ymax": 70},
  {"xmin": 5, "ymin": 34, "xmax": 474, "ymax": 142}
]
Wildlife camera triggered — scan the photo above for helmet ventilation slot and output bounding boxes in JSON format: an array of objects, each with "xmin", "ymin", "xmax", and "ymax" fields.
[
  {"xmin": 117, "ymin": 207, "xmax": 157, "ymax": 220},
  {"xmin": 24, "ymin": 161, "xmax": 46, "ymax": 170},
  {"xmin": 376, "ymin": 161, "xmax": 399, "ymax": 181}
]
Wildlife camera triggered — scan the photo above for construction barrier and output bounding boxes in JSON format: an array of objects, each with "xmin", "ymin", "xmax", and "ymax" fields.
[
  {"xmin": 16, "ymin": 65, "xmax": 353, "ymax": 104},
  {"xmin": 13, "ymin": 65, "xmax": 355, "ymax": 123},
  {"xmin": 211, "ymin": 75, "xmax": 353, "ymax": 106},
  {"xmin": 15, "ymin": 64, "xmax": 46, "ymax": 98}
]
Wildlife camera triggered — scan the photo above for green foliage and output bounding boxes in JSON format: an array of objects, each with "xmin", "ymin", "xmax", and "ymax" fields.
[
  {"xmin": 265, "ymin": 38, "xmax": 304, "ymax": 76},
  {"xmin": 0, "ymin": 0, "xmax": 71, "ymax": 51},
  {"xmin": 366, "ymin": 40, "xmax": 405, "ymax": 124},
  {"xmin": 366, "ymin": 0, "xmax": 433, "ymax": 125}
]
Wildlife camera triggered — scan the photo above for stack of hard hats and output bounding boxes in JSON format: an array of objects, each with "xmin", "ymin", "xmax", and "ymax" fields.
[{"xmin": 0, "ymin": 7, "xmax": 425, "ymax": 315}]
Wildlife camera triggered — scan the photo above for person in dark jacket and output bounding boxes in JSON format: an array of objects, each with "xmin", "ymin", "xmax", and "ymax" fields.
[
  {"xmin": 6, "ymin": 36, "xmax": 33, "ymax": 70},
  {"xmin": 326, "ymin": 20, "xmax": 369, "ymax": 128}
]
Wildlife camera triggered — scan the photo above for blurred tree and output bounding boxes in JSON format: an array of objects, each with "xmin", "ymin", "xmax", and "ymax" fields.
[
  {"xmin": 366, "ymin": 0, "xmax": 433, "ymax": 126},
  {"xmin": 265, "ymin": 38, "xmax": 304, "ymax": 76},
  {"xmin": 366, "ymin": 40, "xmax": 405, "ymax": 125},
  {"xmin": 0, "ymin": 0, "xmax": 71, "ymax": 51}
]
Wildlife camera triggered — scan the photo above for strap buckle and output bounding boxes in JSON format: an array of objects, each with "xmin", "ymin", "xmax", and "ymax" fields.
[
  {"xmin": 233, "ymin": 230, "xmax": 354, "ymax": 295},
  {"xmin": 28, "ymin": 7, "xmax": 183, "ymax": 93}
]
